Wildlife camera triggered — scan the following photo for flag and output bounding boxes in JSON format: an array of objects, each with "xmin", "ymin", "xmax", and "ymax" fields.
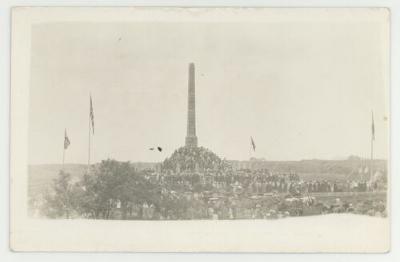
[
  {"xmin": 250, "ymin": 136, "xmax": 256, "ymax": 151},
  {"xmin": 64, "ymin": 129, "xmax": 70, "ymax": 149},
  {"xmin": 90, "ymin": 95, "xmax": 94, "ymax": 134},
  {"xmin": 371, "ymin": 111, "xmax": 375, "ymax": 141}
]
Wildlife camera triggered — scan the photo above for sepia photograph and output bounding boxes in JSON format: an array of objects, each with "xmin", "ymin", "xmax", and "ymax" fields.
[{"xmin": 10, "ymin": 7, "xmax": 390, "ymax": 252}]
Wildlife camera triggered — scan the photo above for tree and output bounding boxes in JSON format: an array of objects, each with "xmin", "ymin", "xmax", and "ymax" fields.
[
  {"xmin": 73, "ymin": 159, "xmax": 161, "ymax": 219},
  {"xmin": 42, "ymin": 171, "xmax": 76, "ymax": 218},
  {"xmin": 43, "ymin": 159, "xmax": 164, "ymax": 220}
]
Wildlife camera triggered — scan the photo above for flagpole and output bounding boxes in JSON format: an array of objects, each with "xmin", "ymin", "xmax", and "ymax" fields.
[
  {"xmin": 88, "ymin": 97, "xmax": 91, "ymax": 171},
  {"xmin": 370, "ymin": 111, "xmax": 374, "ymax": 182},
  {"xmin": 249, "ymin": 137, "xmax": 252, "ymax": 170},
  {"xmin": 370, "ymin": 128, "xmax": 374, "ymax": 181},
  {"xmin": 62, "ymin": 144, "xmax": 65, "ymax": 171},
  {"xmin": 249, "ymin": 139, "xmax": 252, "ymax": 160},
  {"xmin": 62, "ymin": 128, "xmax": 66, "ymax": 171}
]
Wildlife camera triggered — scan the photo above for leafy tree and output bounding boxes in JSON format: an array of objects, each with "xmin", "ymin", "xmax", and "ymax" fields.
[
  {"xmin": 42, "ymin": 171, "xmax": 76, "ymax": 218},
  {"xmin": 44, "ymin": 159, "xmax": 172, "ymax": 220},
  {"xmin": 72, "ymin": 159, "xmax": 161, "ymax": 219}
]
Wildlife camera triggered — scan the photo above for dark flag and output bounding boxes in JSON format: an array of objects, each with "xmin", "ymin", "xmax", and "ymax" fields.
[
  {"xmin": 64, "ymin": 129, "xmax": 70, "ymax": 149},
  {"xmin": 250, "ymin": 136, "xmax": 256, "ymax": 151},
  {"xmin": 371, "ymin": 111, "xmax": 375, "ymax": 141},
  {"xmin": 90, "ymin": 95, "xmax": 95, "ymax": 134}
]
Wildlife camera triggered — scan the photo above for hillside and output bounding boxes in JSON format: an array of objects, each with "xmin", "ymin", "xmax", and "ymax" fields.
[
  {"xmin": 28, "ymin": 158, "xmax": 387, "ymax": 198},
  {"xmin": 28, "ymin": 164, "xmax": 87, "ymax": 198},
  {"xmin": 228, "ymin": 159, "xmax": 387, "ymax": 181}
]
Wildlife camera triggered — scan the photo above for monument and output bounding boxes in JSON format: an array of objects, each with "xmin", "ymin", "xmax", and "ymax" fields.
[
  {"xmin": 162, "ymin": 63, "xmax": 224, "ymax": 172},
  {"xmin": 185, "ymin": 63, "xmax": 198, "ymax": 148}
]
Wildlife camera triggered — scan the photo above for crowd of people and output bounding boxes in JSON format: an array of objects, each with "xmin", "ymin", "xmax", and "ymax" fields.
[
  {"xmin": 121, "ymin": 168, "xmax": 387, "ymax": 220},
  {"xmin": 162, "ymin": 146, "xmax": 230, "ymax": 173},
  {"xmin": 112, "ymin": 183, "xmax": 387, "ymax": 220},
  {"xmin": 145, "ymin": 169, "xmax": 383, "ymax": 196},
  {"xmin": 31, "ymin": 147, "xmax": 387, "ymax": 220},
  {"xmin": 104, "ymin": 146, "xmax": 384, "ymax": 220}
]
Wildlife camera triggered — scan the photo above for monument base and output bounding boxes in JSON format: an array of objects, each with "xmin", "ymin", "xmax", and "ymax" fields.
[{"xmin": 185, "ymin": 136, "xmax": 198, "ymax": 148}]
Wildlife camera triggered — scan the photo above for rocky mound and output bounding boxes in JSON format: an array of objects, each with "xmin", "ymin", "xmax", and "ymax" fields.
[{"xmin": 162, "ymin": 146, "xmax": 227, "ymax": 173}]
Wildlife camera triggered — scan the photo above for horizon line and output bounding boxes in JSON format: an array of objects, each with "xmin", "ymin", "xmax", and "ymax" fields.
[{"xmin": 28, "ymin": 157, "xmax": 388, "ymax": 166}]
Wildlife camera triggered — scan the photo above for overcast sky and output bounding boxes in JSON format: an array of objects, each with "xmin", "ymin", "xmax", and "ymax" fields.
[{"xmin": 28, "ymin": 20, "xmax": 388, "ymax": 164}]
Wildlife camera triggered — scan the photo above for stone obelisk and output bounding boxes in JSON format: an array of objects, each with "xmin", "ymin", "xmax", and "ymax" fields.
[{"xmin": 185, "ymin": 63, "xmax": 198, "ymax": 148}]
